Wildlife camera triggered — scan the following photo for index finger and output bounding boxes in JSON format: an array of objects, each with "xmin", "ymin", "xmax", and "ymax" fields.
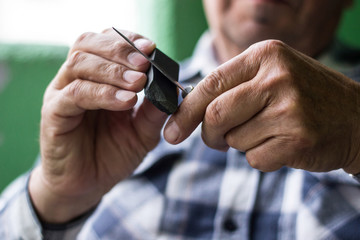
[
  {"xmin": 164, "ymin": 49, "xmax": 260, "ymax": 144},
  {"xmin": 69, "ymin": 29, "xmax": 155, "ymax": 71}
]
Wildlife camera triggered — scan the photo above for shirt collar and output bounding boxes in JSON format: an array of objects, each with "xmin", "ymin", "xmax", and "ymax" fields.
[{"xmin": 179, "ymin": 31, "xmax": 220, "ymax": 84}]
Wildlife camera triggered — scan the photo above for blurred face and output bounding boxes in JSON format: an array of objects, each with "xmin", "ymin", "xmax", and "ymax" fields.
[{"xmin": 203, "ymin": 0, "xmax": 352, "ymax": 62}]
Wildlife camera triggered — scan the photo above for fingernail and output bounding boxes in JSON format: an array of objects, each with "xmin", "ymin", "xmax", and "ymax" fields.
[
  {"xmin": 123, "ymin": 70, "xmax": 144, "ymax": 83},
  {"xmin": 165, "ymin": 120, "xmax": 180, "ymax": 143},
  {"xmin": 115, "ymin": 90, "xmax": 136, "ymax": 102},
  {"xmin": 127, "ymin": 39, "xmax": 154, "ymax": 66},
  {"xmin": 128, "ymin": 52, "xmax": 148, "ymax": 66},
  {"xmin": 134, "ymin": 38, "xmax": 154, "ymax": 50}
]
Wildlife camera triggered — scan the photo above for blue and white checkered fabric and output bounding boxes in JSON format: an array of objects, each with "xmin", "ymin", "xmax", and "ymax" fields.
[{"xmin": 1, "ymin": 32, "xmax": 360, "ymax": 240}]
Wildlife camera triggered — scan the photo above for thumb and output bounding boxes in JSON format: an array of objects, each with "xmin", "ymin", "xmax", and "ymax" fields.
[
  {"xmin": 164, "ymin": 47, "xmax": 260, "ymax": 145},
  {"xmin": 133, "ymin": 98, "xmax": 168, "ymax": 149}
]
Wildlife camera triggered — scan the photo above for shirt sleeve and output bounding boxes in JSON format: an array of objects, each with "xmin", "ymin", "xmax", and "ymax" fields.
[
  {"xmin": 0, "ymin": 172, "xmax": 42, "ymax": 239},
  {"xmin": 0, "ymin": 172, "xmax": 89, "ymax": 239},
  {"xmin": 310, "ymin": 169, "xmax": 360, "ymax": 186}
]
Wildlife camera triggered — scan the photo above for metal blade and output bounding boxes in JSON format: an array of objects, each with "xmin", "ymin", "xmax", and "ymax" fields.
[{"xmin": 112, "ymin": 27, "xmax": 186, "ymax": 92}]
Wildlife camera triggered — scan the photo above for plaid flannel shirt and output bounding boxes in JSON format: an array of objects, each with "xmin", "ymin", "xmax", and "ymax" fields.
[{"xmin": 1, "ymin": 32, "xmax": 360, "ymax": 240}]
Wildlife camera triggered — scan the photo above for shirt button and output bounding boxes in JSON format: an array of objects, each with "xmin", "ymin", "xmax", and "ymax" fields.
[{"xmin": 223, "ymin": 218, "xmax": 238, "ymax": 232}]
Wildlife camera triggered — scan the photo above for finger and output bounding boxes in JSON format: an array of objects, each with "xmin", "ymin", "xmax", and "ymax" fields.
[
  {"xmin": 69, "ymin": 30, "xmax": 155, "ymax": 71},
  {"xmin": 245, "ymin": 137, "xmax": 290, "ymax": 172},
  {"xmin": 55, "ymin": 51, "xmax": 147, "ymax": 91},
  {"xmin": 224, "ymin": 108, "xmax": 277, "ymax": 152},
  {"xmin": 133, "ymin": 98, "xmax": 168, "ymax": 150},
  {"xmin": 51, "ymin": 79, "xmax": 138, "ymax": 117},
  {"xmin": 164, "ymin": 48, "xmax": 261, "ymax": 144},
  {"xmin": 227, "ymin": 99, "xmax": 319, "ymax": 172},
  {"xmin": 201, "ymin": 80, "xmax": 270, "ymax": 150}
]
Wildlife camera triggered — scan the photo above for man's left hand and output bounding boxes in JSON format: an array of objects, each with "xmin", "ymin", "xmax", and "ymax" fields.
[{"xmin": 164, "ymin": 40, "xmax": 360, "ymax": 173}]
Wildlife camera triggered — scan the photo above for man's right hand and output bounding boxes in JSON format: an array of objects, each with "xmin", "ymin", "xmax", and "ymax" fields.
[{"xmin": 29, "ymin": 29, "xmax": 168, "ymax": 223}]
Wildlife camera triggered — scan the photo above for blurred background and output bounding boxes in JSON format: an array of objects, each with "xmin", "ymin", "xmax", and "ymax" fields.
[{"xmin": 0, "ymin": 0, "xmax": 359, "ymax": 191}]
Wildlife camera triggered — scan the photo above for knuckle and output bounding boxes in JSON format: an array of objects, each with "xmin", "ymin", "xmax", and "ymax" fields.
[
  {"xmin": 261, "ymin": 39, "xmax": 286, "ymax": 52},
  {"xmin": 277, "ymin": 97, "xmax": 298, "ymax": 116},
  {"xmin": 259, "ymin": 67, "xmax": 294, "ymax": 98},
  {"xmin": 110, "ymin": 40, "xmax": 132, "ymax": 58},
  {"xmin": 95, "ymin": 84, "xmax": 113, "ymax": 98},
  {"xmin": 66, "ymin": 51, "xmax": 85, "ymax": 69},
  {"xmin": 65, "ymin": 80, "xmax": 84, "ymax": 99},
  {"xmin": 74, "ymin": 32, "xmax": 94, "ymax": 46},
  {"xmin": 101, "ymin": 28, "xmax": 113, "ymax": 34},
  {"xmin": 271, "ymin": 68, "xmax": 293, "ymax": 88},
  {"xmin": 102, "ymin": 63, "xmax": 123, "ymax": 79},
  {"xmin": 251, "ymin": 39, "xmax": 288, "ymax": 65},
  {"xmin": 205, "ymin": 100, "xmax": 226, "ymax": 128},
  {"xmin": 201, "ymin": 69, "xmax": 227, "ymax": 97},
  {"xmin": 274, "ymin": 104, "xmax": 317, "ymax": 152}
]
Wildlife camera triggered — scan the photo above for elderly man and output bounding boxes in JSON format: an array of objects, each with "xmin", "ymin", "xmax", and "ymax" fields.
[{"xmin": 1, "ymin": 0, "xmax": 360, "ymax": 239}]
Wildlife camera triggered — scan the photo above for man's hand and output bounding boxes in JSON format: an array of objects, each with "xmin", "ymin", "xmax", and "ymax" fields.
[
  {"xmin": 29, "ymin": 29, "xmax": 168, "ymax": 223},
  {"xmin": 164, "ymin": 40, "xmax": 360, "ymax": 174}
]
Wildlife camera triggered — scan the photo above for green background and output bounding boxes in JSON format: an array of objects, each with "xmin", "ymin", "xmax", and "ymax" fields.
[{"xmin": 0, "ymin": 0, "xmax": 359, "ymax": 191}]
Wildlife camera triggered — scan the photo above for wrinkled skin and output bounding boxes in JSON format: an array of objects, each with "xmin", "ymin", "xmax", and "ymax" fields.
[
  {"xmin": 30, "ymin": 29, "xmax": 168, "ymax": 223},
  {"xmin": 164, "ymin": 0, "xmax": 360, "ymax": 174},
  {"xmin": 164, "ymin": 40, "xmax": 360, "ymax": 173},
  {"xmin": 30, "ymin": 0, "xmax": 360, "ymax": 224}
]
